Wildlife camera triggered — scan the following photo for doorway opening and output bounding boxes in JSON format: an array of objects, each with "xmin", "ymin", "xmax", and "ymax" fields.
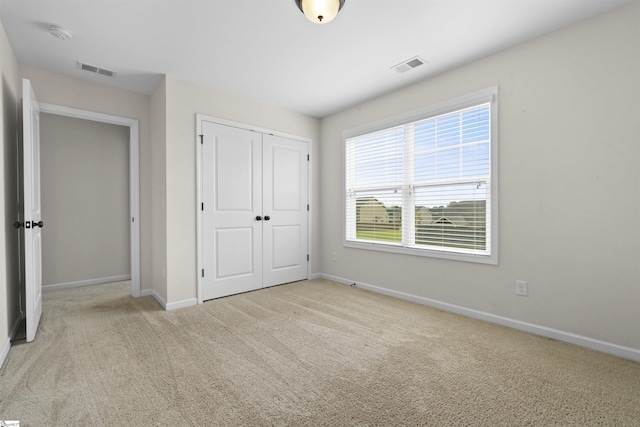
[{"xmin": 39, "ymin": 103, "xmax": 140, "ymax": 297}]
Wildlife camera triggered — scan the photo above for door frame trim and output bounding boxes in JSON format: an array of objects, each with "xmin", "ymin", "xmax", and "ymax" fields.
[
  {"xmin": 195, "ymin": 114, "xmax": 312, "ymax": 304},
  {"xmin": 39, "ymin": 102, "xmax": 141, "ymax": 297}
]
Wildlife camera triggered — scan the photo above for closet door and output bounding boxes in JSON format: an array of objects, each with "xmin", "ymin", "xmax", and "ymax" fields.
[
  {"xmin": 202, "ymin": 122, "xmax": 263, "ymax": 301},
  {"xmin": 262, "ymin": 134, "xmax": 309, "ymax": 287}
]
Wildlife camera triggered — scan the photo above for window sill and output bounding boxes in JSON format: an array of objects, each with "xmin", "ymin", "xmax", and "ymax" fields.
[{"xmin": 343, "ymin": 240, "xmax": 498, "ymax": 265}]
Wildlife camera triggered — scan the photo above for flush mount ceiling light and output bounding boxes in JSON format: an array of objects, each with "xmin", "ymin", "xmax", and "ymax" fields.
[
  {"xmin": 295, "ymin": 0, "xmax": 345, "ymax": 24},
  {"xmin": 48, "ymin": 25, "xmax": 73, "ymax": 41}
]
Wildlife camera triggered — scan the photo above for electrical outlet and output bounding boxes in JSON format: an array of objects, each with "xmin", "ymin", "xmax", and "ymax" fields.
[
  {"xmin": 516, "ymin": 280, "xmax": 528, "ymax": 296},
  {"xmin": 331, "ymin": 251, "xmax": 337, "ymax": 262}
]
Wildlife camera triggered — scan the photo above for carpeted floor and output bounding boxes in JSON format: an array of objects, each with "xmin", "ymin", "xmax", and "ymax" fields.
[{"xmin": 0, "ymin": 279, "xmax": 639, "ymax": 426}]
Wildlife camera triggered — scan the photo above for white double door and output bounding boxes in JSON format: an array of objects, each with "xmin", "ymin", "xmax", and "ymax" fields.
[{"xmin": 201, "ymin": 122, "xmax": 309, "ymax": 301}]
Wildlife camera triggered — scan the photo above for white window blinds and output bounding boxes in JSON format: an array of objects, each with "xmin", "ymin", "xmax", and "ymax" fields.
[{"xmin": 344, "ymin": 87, "xmax": 497, "ymax": 263}]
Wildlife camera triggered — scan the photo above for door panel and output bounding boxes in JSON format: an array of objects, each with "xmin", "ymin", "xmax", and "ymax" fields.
[
  {"xmin": 216, "ymin": 138, "xmax": 255, "ymax": 211},
  {"xmin": 202, "ymin": 122, "xmax": 262, "ymax": 300},
  {"xmin": 215, "ymin": 227, "xmax": 255, "ymax": 278},
  {"xmin": 262, "ymin": 134, "xmax": 308, "ymax": 287},
  {"xmin": 271, "ymin": 225, "xmax": 302, "ymax": 269},
  {"xmin": 23, "ymin": 79, "xmax": 43, "ymax": 342},
  {"xmin": 271, "ymin": 146, "xmax": 301, "ymax": 211}
]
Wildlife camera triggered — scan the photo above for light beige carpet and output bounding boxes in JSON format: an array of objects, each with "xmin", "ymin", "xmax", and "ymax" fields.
[{"xmin": 0, "ymin": 279, "xmax": 638, "ymax": 426}]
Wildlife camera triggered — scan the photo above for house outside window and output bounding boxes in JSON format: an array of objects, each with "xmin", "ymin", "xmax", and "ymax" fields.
[{"xmin": 344, "ymin": 87, "xmax": 498, "ymax": 264}]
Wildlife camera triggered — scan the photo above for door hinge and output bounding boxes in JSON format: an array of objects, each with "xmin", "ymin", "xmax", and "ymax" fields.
[
  {"xmin": 307, "ymin": 254, "xmax": 310, "ymax": 261},
  {"xmin": 201, "ymin": 202, "xmax": 204, "ymax": 211},
  {"xmin": 307, "ymin": 204, "xmax": 309, "ymax": 211},
  {"xmin": 307, "ymin": 154, "xmax": 309, "ymax": 161},
  {"xmin": 200, "ymin": 134, "xmax": 204, "ymax": 144},
  {"xmin": 202, "ymin": 269, "xmax": 205, "ymax": 277}
]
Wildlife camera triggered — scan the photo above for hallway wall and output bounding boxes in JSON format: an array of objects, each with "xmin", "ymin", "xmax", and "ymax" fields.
[{"xmin": 40, "ymin": 113, "xmax": 130, "ymax": 286}]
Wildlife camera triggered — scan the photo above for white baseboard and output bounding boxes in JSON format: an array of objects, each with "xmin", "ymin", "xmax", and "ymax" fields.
[
  {"xmin": 9, "ymin": 312, "xmax": 23, "ymax": 340},
  {"xmin": 319, "ymin": 273, "xmax": 640, "ymax": 363},
  {"xmin": 1, "ymin": 310, "xmax": 25, "ymax": 369},
  {"xmin": 166, "ymin": 298, "xmax": 197, "ymax": 311},
  {"xmin": 309, "ymin": 272, "xmax": 321, "ymax": 280},
  {"xmin": 141, "ymin": 288, "xmax": 166, "ymax": 309},
  {"xmin": 140, "ymin": 289, "xmax": 154, "ymax": 298},
  {"xmin": 140, "ymin": 288, "xmax": 196, "ymax": 311},
  {"xmin": 0, "ymin": 336, "xmax": 10, "ymax": 370},
  {"xmin": 43, "ymin": 275, "xmax": 131, "ymax": 291}
]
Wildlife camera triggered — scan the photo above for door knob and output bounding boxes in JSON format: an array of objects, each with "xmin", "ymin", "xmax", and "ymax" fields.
[
  {"xmin": 256, "ymin": 216, "xmax": 263, "ymax": 221},
  {"xmin": 13, "ymin": 221, "xmax": 24, "ymax": 229},
  {"xmin": 25, "ymin": 220, "xmax": 43, "ymax": 228},
  {"xmin": 264, "ymin": 216, "xmax": 271, "ymax": 221}
]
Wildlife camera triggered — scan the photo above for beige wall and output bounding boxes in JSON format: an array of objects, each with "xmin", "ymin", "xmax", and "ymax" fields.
[
  {"xmin": 150, "ymin": 77, "xmax": 167, "ymax": 302},
  {"xmin": 19, "ymin": 66, "xmax": 153, "ymax": 293},
  {"xmin": 0, "ymin": 17, "xmax": 20, "ymax": 354},
  {"xmin": 40, "ymin": 113, "xmax": 130, "ymax": 285},
  {"xmin": 320, "ymin": 2, "xmax": 640, "ymax": 350},
  {"xmin": 164, "ymin": 76, "xmax": 321, "ymax": 303}
]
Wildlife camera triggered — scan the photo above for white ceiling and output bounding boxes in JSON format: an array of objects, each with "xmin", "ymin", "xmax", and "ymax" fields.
[{"xmin": 0, "ymin": 0, "xmax": 632, "ymax": 118}]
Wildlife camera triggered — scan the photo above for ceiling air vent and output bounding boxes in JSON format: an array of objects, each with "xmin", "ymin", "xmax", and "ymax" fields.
[
  {"xmin": 76, "ymin": 61, "xmax": 117, "ymax": 78},
  {"xmin": 391, "ymin": 56, "xmax": 427, "ymax": 74}
]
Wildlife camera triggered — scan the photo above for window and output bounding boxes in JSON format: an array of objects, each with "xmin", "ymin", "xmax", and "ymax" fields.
[{"xmin": 344, "ymin": 87, "xmax": 498, "ymax": 264}]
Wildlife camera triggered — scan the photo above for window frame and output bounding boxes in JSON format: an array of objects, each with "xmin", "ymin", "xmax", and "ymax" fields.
[{"xmin": 342, "ymin": 86, "xmax": 499, "ymax": 265}]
